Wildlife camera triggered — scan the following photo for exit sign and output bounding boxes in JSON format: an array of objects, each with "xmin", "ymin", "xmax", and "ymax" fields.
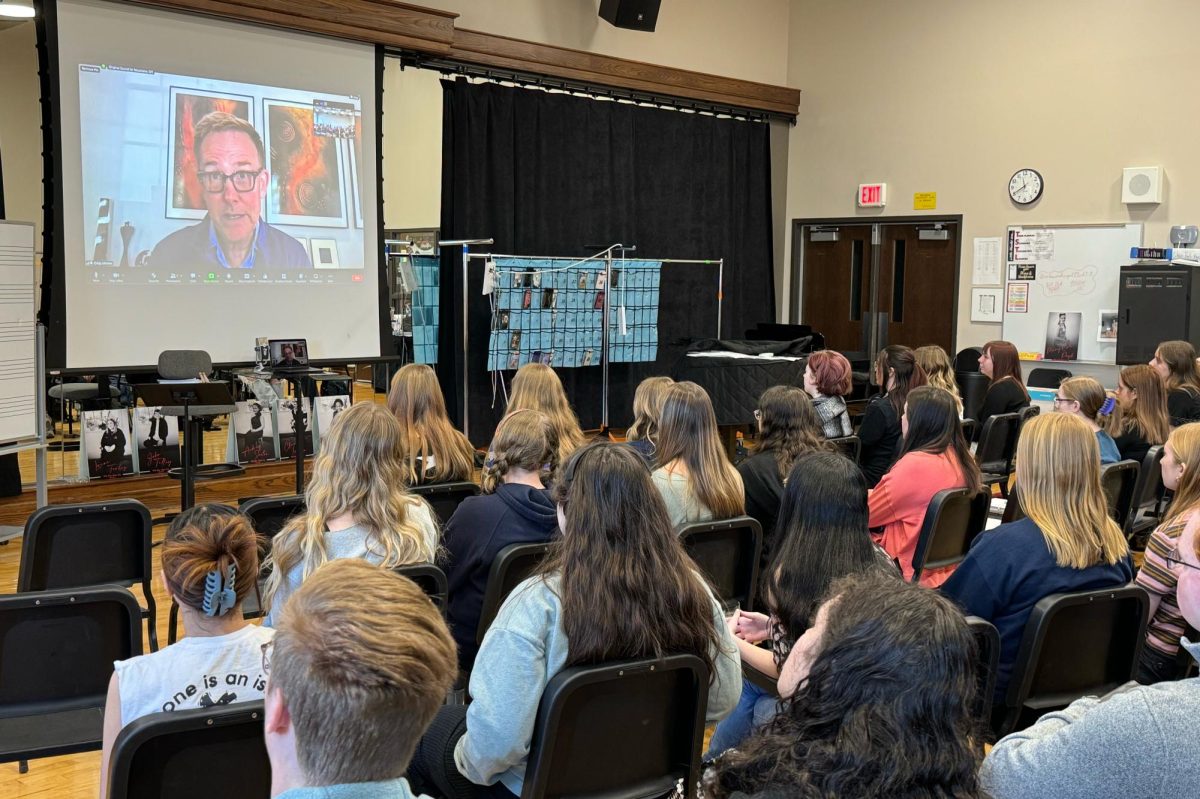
[{"xmin": 858, "ymin": 183, "xmax": 887, "ymax": 207}]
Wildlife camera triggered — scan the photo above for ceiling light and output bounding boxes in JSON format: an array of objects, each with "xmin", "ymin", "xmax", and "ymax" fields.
[{"xmin": 0, "ymin": 2, "xmax": 36, "ymax": 19}]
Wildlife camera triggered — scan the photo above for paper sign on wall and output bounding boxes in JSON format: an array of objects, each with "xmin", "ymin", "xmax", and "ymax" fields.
[
  {"xmin": 913, "ymin": 192, "xmax": 937, "ymax": 210},
  {"xmin": 1006, "ymin": 282, "xmax": 1029, "ymax": 313}
]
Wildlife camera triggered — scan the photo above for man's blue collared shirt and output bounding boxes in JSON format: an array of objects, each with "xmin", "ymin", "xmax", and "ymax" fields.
[{"xmin": 150, "ymin": 215, "xmax": 312, "ymax": 270}]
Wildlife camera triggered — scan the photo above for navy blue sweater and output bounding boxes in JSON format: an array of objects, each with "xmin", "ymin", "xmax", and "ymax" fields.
[
  {"xmin": 940, "ymin": 517, "xmax": 1133, "ymax": 703},
  {"xmin": 441, "ymin": 483, "xmax": 559, "ymax": 672}
]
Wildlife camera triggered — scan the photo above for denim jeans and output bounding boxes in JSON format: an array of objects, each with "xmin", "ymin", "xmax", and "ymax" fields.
[{"xmin": 705, "ymin": 677, "xmax": 779, "ymax": 758}]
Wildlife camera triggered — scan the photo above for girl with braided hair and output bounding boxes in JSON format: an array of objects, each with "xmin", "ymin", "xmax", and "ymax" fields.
[{"xmin": 442, "ymin": 409, "xmax": 561, "ymax": 672}]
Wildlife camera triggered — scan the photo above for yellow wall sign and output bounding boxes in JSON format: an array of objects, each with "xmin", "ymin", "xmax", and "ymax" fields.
[{"xmin": 913, "ymin": 191, "xmax": 937, "ymax": 210}]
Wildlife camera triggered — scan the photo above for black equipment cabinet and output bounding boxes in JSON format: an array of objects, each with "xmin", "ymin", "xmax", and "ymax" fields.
[{"xmin": 1117, "ymin": 263, "xmax": 1200, "ymax": 365}]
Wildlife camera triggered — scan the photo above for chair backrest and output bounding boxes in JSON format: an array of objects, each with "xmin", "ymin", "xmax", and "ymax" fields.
[
  {"xmin": 678, "ymin": 516, "xmax": 763, "ymax": 613},
  {"xmin": 975, "ymin": 412, "xmax": 1022, "ymax": 474},
  {"xmin": 1001, "ymin": 584, "xmax": 1148, "ymax": 735},
  {"xmin": 956, "ymin": 371, "xmax": 990, "ymax": 423},
  {"xmin": 18, "ymin": 500, "xmax": 153, "ymax": 593},
  {"xmin": 157, "ymin": 350, "xmax": 213, "ymax": 381},
  {"xmin": 238, "ymin": 495, "xmax": 306, "ymax": 543},
  {"xmin": 1001, "ymin": 484, "xmax": 1026, "ymax": 523},
  {"xmin": 829, "ymin": 435, "xmax": 861, "ymax": 463},
  {"xmin": 106, "ymin": 702, "xmax": 269, "ymax": 799},
  {"xmin": 477, "ymin": 542, "xmax": 552, "ymax": 645},
  {"xmin": 1126, "ymin": 445, "xmax": 1166, "ymax": 532},
  {"xmin": 0, "ymin": 587, "xmax": 142, "ymax": 760},
  {"xmin": 1027, "ymin": 368, "xmax": 1073, "ymax": 388},
  {"xmin": 394, "ymin": 562, "xmax": 449, "ymax": 611},
  {"xmin": 1099, "ymin": 459, "xmax": 1140, "ymax": 530},
  {"xmin": 523, "ymin": 654, "xmax": 708, "ymax": 799},
  {"xmin": 966, "ymin": 616, "xmax": 1000, "ymax": 725},
  {"xmin": 409, "ymin": 480, "xmax": 481, "ymax": 525},
  {"xmin": 1018, "ymin": 404, "xmax": 1040, "ymax": 428},
  {"xmin": 910, "ymin": 488, "xmax": 989, "ymax": 582}
]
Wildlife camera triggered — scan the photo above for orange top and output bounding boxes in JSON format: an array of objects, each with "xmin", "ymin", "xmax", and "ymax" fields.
[{"xmin": 869, "ymin": 450, "xmax": 967, "ymax": 587}]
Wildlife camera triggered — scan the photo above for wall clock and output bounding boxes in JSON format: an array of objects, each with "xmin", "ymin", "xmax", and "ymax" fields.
[{"xmin": 1009, "ymin": 168, "xmax": 1043, "ymax": 205}]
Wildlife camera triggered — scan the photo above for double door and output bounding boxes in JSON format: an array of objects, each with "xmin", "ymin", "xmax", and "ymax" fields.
[{"xmin": 794, "ymin": 219, "xmax": 960, "ymax": 358}]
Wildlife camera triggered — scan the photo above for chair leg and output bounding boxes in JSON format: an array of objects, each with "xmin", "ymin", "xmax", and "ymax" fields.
[
  {"xmin": 19, "ymin": 759, "xmax": 28, "ymax": 774},
  {"xmin": 998, "ymin": 480, "xmax": 1009, "ymax": 499}
]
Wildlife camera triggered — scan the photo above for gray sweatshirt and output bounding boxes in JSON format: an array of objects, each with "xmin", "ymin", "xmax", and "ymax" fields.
[
  {"xmin": 454, "ymin": 572, "xmax": 742, "ymax": 796},
  {"xmin": 981, "ymin": 639, "xmax": 1200, "ymax": 799}
]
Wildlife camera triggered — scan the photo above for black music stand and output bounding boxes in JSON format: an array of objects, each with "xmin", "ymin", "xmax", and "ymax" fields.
[
  {"xmin": 273, "ymin": 370, "xmax": 344, "ymax": 492},
  {"xmin": 134, "ymin": 382, "xmax": 243, "ymax": 511}
]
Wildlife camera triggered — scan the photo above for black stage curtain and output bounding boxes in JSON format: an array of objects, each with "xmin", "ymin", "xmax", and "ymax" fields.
[{"xmin": 437, "ymin": 79, "xmax": 774, "ymax": 443}]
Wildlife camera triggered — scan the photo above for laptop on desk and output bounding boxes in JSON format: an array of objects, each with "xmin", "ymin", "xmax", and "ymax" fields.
[{"xmin": 268, "ymin": 338, "xmax": 319, "ymax": 376}]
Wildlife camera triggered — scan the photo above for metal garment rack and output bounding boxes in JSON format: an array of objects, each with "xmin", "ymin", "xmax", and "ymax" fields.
[{"xmin": 456, "ymin": 243, "xmax": 723, "ymax": 436}]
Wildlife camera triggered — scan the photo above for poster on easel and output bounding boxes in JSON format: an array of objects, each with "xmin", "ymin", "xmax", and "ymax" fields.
[
  {"xmin": 279, "ymin": 398, "xmax": 314, "ymax": 458},
  {"xmin": 232, "ymin": 400, "xmax": 277, "ymax": 464},
  {"xmin": 81, "ymin": 409, "xmax": 134, "ymax": 479},
  {"xmin": 314, "ymin": 395, "xmax": 350, "ymax": 451},
  {"xmin": 133, "ymin": 406, "xmax": 181, "ymax": 474}
]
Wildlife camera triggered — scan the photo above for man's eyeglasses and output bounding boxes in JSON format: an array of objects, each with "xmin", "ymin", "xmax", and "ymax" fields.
[
  {"xmin": 1166, "ymin": 544, "xmax": 1200, "ymax": 573},
  {"xmin": 197, "ymin": 169, "xmax": 263, "ymax": 194}
]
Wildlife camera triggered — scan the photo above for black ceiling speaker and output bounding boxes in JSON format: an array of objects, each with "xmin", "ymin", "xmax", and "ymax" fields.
[{"xmin": 599, "ymin": 0, "xmax": 660, "ymax": 32}]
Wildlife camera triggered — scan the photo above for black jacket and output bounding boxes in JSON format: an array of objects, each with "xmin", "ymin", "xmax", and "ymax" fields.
[
  {"xmin": 737, "ymin": 452, "xmax": 784, "ymax": 567},
  {"xmin": 858, "ymin": 395, "xmax": 901, "ymax": 488},
  {"xmin": 442, "ymin": 483, "xmax": 560, "ymax": 672}
]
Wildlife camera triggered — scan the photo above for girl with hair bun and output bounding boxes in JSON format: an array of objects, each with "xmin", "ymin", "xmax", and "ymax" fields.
[
  {"xmin": 98, "ymin": 504, "xmax": 272, "ymax": 798},
  {"xmin": 443, "ymin": 409, "xmax": 561, "ymax": 672}
]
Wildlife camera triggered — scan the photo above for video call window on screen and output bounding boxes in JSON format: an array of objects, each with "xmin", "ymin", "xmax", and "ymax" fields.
[{"xmin": 78, "ymin": 64, "xmax": 368, "ymax": 283}]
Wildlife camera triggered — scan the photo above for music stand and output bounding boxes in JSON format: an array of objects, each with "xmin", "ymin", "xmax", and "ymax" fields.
[{"xmin": 134, "ymin": 382, "xmax": 243, "ymax": 510}]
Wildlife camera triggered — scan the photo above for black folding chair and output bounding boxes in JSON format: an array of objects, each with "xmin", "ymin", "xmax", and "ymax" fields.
[
  {"xmin": 18, "ymin": 499, "xmax": 159, "ymax": 651},
  {"xmin": 105, "ymin": 702, "xmax": 269, "ymax": 799},
  {"xmin": 957, "ymin": 371, "xmax": 990, "ymax": 426},
  {"xmin": 394, "ymin": 562, "xmax": 449, "ymax": 612},
  {"xmin": 410, "ymin": 480, "xmax": 481, "ymax": 524},
  {"xmin": 477, "ymin": 542, "xmax": 552, "ymax": 645},
  {"xmin": 0, "ymin": 586, "xmax": 143, "ymax": 771},
  {"xmin": 829, "ymin": 435, "xmax": 861, "ymax": 463},
  {"xmin": 1026, "ymin": 368, "xmax": 1072, "ymax": 389},
  {"xmin": 994, "ymin": 584, "xmax": 1148, "ymax": 737},
  {"xmin": 678, "ymin": 516, "xmax": 763, "ymax": 613},
  {"xmin": 1018, "ymin": 404, "xmax": 1040, "ymax": 429},
  {"xmin": 975, "ymin": 413, "xmax": 1022, "ymax": 498},
  {"xmin": 523, "ymin": 654, "xmax": 709, "ymax": 799},
  {"xmin": 1001, "ymin": 484, "xmax": 1026, "ymax": 524},
  {"xmin": 909, "ymin": 488, "xmax": 989, "ymax": 584},
  {"xmin": 1125, "ymin": 445, "xmax": 1166, "ymax": 538},
  {"xmin": 1099, "ymin": 459, "xmax": 1140, "ymax": 531},
  {"xmin": 966, "ymin": 616, "xmax": 1001, "ymax": 726}
]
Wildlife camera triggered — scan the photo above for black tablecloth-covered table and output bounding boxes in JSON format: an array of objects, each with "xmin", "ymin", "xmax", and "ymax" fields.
[{"xmin": 670, "ymin": 353, "xmax": 807, "ymax": 426}]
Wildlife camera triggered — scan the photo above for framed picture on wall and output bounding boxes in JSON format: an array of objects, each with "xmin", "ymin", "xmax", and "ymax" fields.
[
  {"xmin": 262, "ymin": 98, "xmax": 349, "ymax": 228},
  {"xmin": 166, "ymin": 87, "xmax": 254, "ymax": 220}
]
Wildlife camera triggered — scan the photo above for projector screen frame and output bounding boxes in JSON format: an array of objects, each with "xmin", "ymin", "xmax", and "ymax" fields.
[{"xmin": 35, "ymin": 0, "xmax": 397, "ymax": 373}]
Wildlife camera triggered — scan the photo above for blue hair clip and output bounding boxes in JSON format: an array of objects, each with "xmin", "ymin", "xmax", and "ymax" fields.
[
  {"xmin": 1099, "ymin": 396, "xmax": 1117, "ymax": 417},
  {"xmin": 202, "ymin": 563, "xmax": 238, "ymax": 617}
]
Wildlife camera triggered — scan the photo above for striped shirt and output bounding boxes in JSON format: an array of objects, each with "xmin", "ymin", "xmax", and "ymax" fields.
[{"xmin": 1135, "ymin": 511, "xmax": 1193, "ymax": 656}]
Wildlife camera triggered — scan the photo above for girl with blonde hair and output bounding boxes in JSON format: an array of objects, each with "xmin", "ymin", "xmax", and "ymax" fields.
[
  {"xmin": 443, "ymin": 409, "xmax": 560, "ymax": 672},
  {"xmin": 387, "ymin": 363, "xmax": 475, "ymax": 485},
  {"xmin": 262, "ymin": 402, "xmax": 438, "ymax": 625},
  {"xmin": 1114, "ymin": 364, "xmax": 1170, "ymax": 463},
  {"xmin": 653, "ymin": 381, "xmax": 745, "ymax": 526},
  {"xmin": 914, "ymin": 344, "xmax": 963, "ymax": 416},
  {"xmin": 1150, "ymin": 339, "xmax": 1200, "ymax": 426},
  {"xmin": 1054, "ymin": 376, "xmax": 1122, "ymax": 464},
  {"xmin": 1135, "ymin": 422, "xmax": 1200, "ymax": 682},
  {"xmin": 506, "ymin": 362, "xmax": 586, "ymax": 464},
  {"xmin": 942, "ymin": 412, "xmax": 1132, "ymax": 704},
  {"xmin": 626, "ymin": 375, "xmax": 674, "ymax": 464}
]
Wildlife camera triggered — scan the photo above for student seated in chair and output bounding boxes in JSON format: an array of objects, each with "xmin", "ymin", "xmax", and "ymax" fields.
[
  {"xmin": 264, "ymin": 558, "xmax": 457, "ymax": 799},
  {"xmin": 503, "ymin": 363, "xmax": 587, "ymax": 465},
  {"xmin": 1054, "ymin": 376, "xmax": 1122, "ymax": 465},
  {"xmin": 625, "ymin": 375, "xmax": 674, "ymax": 465},
  {"xmin": 981, "ymin": 510, "xmax": 1200, "ymax": 798},
  {"xmin": 859, "ymin": 346, "xmax": 926, "ymax": 487},
  {"xmin": 707, "ymin": 573, "xmax": 983, "ymax": 799},
  {"xmin": 99, "ymin": 505, "xmax": 273, "ymax": 798},
  {"xmin": 387, "ymin": 363, "xmax": 476, "ymax": 486},
  {"xmin": 407, "ymin": 443, "xmax": 741, "ymax": 799}
]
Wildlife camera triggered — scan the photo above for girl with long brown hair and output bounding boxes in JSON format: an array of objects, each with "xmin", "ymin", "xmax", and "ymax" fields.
[
  {"xmin": 653, "ymin": 381, "xmax": 745, "ymax": 526},
  {"xmin": 1150, "ymin": 339, "xmax": 1200, "ymax": 426},
  {"xmin": 870, "ymin": 386, "xmax": 981, "ymax": 586},
  {"xmin": 626, "ymin": 375, "xmax": 674, "ymax": 464},
  {"xmin": 387, "ymin": 363, "xmax": 475, "ymax": 485},
  {"xmin": 505, "ymin": 362, "xmax": 586, "ymax": 464},
  {"xmin": 408, "ymin": 443, "xmax": 741, "ymax": 798},
  {"xmin": 859, "ymin": 345, "xmax": 927, "ymax": 487},
  {"xmin": 442, "ymin": 409, "xmax": 560, "ymax": 672},
  {"xmin": 976, "ymin": 339, "xmax": 1030, "ymax": 434},
  {"xmin": 262, "ymin": 402, "xmax": 438, "ymax": 626},
  {"xmin": 99, "ymin": 504, "xmax": 272, "ymax": 799},
  {"xmin": 738, "ymin": 385, "xmax": 833, "ymax": 561},
  {"xmin": 942, "ymin": 413, "xmax": 1132, "ymax": 705},
  {"xmin": 1134, "ymin": 423, "xmax": 1200, "ymax": 682},
  {"xmin": 1114, "ymin": 364, "xmax": 1170, "ymax": 463}
]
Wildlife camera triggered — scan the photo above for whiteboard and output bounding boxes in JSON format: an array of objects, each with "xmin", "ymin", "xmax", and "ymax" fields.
[
  {"xmin": 0, "ymin": 222, "xmax": 39, "ymax": 444},
  {"xmin": 1001, "ymin": 223, "xmax": 1142, "ymax": 365}
]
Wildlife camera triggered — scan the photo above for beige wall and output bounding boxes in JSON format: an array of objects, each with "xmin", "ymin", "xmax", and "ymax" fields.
[
  {"xmin": 0, "ymin": 22, "xmax": 42, "ymax": 245},
  {"xmin": 785, "ymin": 0, "xmax": 1198, "ymax": 362}
]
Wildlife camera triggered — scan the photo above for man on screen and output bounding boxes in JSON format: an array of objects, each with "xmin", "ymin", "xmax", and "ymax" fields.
[
  {"xmin": 150, "ymin": 112, "xmax": 311, "ymax": 270},
  {"xmin": 275, "ymin": 344, "xmax": 302, "ymax": 369}
]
